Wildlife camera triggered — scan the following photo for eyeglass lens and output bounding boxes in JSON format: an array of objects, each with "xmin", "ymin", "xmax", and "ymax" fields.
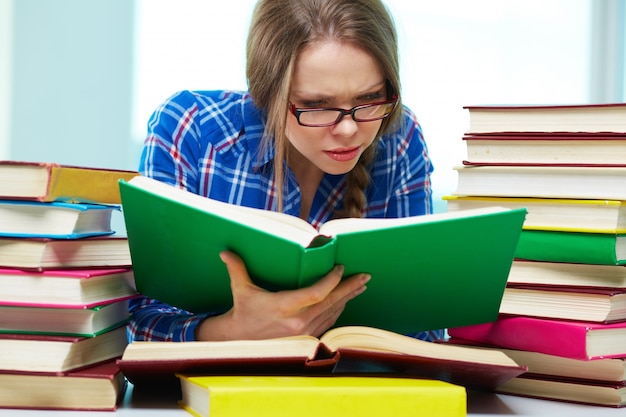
[{"xmin": 298, "ymin": 102, "xmax": 394, "ymax": 126}]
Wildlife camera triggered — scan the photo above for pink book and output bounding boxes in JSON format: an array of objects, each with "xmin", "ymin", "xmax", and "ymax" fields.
[
  {"xmin": 448, "ymin": 316, "xmax": 626, "ymax": 360},
  {"xmin": 0, "ymin": 267, "xmax": 131, "ymax": 277},
  {"xmin": 0, "ymin": 267, "xmax": 137, "ymax": 308}
]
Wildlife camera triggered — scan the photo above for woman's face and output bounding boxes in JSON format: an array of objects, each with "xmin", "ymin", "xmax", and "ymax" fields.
[{"xmin": 286, "ymin": 41, "xmax": 387, "ymax": 176}]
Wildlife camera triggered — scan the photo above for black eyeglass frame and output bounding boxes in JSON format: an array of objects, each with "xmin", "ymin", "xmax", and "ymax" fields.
[{"xmin": 288, "ymin": 95, "xmax": 399, "ymax": 127}]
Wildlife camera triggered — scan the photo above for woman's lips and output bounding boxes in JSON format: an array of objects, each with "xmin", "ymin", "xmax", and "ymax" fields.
[{"xmin": 324, "ymin": 146, "xmax": 361, "ymax": 162}]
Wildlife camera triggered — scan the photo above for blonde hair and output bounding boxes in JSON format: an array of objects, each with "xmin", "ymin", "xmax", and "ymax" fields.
[{"xmin": 246, "ymin": 0, "xmax": 402, "ymax": 217}]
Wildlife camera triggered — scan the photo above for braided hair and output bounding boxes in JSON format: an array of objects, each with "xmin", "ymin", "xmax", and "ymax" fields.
[{"xmin": 246, "ymin": 0, "xmax": 403, "ymax": 217}]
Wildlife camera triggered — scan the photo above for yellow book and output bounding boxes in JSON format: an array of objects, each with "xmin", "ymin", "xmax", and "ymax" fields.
[
  {"xmin": 0, "ymin": 160, "xmax": 138, "ymax": 204},
  {"xmin": 444, "ymin": 195, "xmax": 626, "ymax": 233},
  {"xmin": 177, "ymin": 375, "xmax": 466, "ymax": 417}
]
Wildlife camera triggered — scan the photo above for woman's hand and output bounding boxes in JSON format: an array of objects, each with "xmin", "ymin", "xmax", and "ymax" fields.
[{"xmin": 195, "ymin": 250, "xmax": 370, "ymax": 341}]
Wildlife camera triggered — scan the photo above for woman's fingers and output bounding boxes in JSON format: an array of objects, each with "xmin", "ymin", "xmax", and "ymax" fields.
[
  {"xmin": 220, "ymin": 251, "xmax": 256, "ymax": 291},
  {"xmin": 307, "ymin": 273, "xmax": 370, "ymax": 336},
  {"xmin": 218, "ymin": 250, "xmax": 370, "ymax": 339}
]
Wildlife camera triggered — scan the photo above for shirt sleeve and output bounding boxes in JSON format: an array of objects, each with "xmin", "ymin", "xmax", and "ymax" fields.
[
  {"xmin": 139, "ymin": 90, "xmax": 204, "ymax": 192},
  {"xmin": 406, "ymin": 329, "xmax": 446, "ymax": 342},
  {"xmin": 126, "ymin": 296, "xmax": 219, "ymax": 342},
  {"xmin": 129, "ymin": 91, "xmax": 214, "ymax": 342}
]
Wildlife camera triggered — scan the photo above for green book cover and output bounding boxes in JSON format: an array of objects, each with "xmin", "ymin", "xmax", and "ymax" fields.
[
  {"xmin": 120, "ymin": 176, "xmax": 526, "ymax": 334},
  {"xmin": 515, "ymin": 230, "xmax": 626, "ymax": 265}
]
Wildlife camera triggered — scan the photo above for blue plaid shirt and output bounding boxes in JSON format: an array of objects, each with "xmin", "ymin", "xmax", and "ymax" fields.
[{"xmin": 128, "ymin": 90, "xmax": 443, "ymax": 342}]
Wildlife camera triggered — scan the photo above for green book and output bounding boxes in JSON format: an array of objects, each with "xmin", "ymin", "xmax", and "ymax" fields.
[
  {"xmin": 119, "ymin": 176, "xmax": 526, "ymax": 334},
  {"xmin": 0, "ymin": 301, "xmax": 130, "ymax": 337},
  {"xmin": 516, "ymin": 229, "xmax": 626, "ymax": 265}
]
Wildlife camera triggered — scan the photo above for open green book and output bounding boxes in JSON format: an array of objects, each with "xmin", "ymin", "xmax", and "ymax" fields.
[{"xmin": 119, "ymin": 176, "xmax": 526, "ymax": 334}]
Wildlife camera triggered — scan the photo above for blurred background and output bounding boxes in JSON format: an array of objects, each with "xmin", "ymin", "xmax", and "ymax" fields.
[{"xmin": 1, "ymin": 0, "xmax": 624, "ymax": 212}]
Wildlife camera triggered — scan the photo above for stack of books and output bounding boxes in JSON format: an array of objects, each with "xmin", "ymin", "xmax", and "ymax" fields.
[
  {"xmin": 444, "ymin": 103, "xmax": 626, "ymax": 408},
  {"xmin": 115, "ymin": 175, "xmax": 533, "ymax": 415},
  {"xmin": 0, "ymin": 161, "xmax": 139, "ymax": 411}
]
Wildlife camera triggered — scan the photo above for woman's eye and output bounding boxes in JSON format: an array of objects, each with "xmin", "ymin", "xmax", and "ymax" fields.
[
  {"xmin": 301, "ymin": 101, "xmax": 327, "ymax": 108},
  {"xmin": 359, "ymin": 93, "xmax": 384, "ymax": 103}
]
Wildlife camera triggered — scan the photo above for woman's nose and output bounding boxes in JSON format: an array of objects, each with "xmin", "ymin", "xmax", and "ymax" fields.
[{"xmin": 330, "ymin": 114, "xmax": 359, "ymax": 137}]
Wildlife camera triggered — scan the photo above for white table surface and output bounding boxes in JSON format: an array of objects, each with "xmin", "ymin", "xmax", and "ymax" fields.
[{"xmin": 0, "ymin": 382, "xmax": 624, "ymax": 416}]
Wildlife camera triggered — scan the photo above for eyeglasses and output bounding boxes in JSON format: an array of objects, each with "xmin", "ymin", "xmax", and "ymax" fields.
[{"xmin": 288, "ymin": 95, "xmax": 399, "ymax": 127}]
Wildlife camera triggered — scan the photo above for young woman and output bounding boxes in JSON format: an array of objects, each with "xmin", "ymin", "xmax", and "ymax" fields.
[{"xmin": 129, "ymin": 0, "xmax": 441, "ymax": 343}]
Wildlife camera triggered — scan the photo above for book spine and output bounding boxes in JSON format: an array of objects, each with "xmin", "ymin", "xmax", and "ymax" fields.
[
  {"xmin": 297, "ymin": 240, "xmax": 337, "ymax": 288},
  {"xmin": 515, "ymin": 230, "xmax": 623, "ymax": 265},
  {"xmin": 448, "ymin": 318, "xmax": 591, "ymax": 359}
]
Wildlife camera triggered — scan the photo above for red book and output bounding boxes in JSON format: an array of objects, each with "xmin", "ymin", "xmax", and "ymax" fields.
[
  {"xmin": 463, "ymin": 132, "xmax": 626, "ymax": 167},
  {"xmin": 496, "ymin": 374, "xmax": 626, "ymax": 408},
  {"xmin": 0, "ymin": 360, "xmax": 127, "ymax": 411},
  {"xmin": 448, "ymin": 316, "xmax": 626, "ymax": 360},
  {"xmin": 118, "ymin": 325, "xmax": 527, "ymax": 391},
  {"xmin": 463, "ymin": 103, "xmax": 626, "ymax": 134}
]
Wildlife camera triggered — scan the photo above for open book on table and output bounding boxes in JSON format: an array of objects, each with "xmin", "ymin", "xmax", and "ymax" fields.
[
  {"xmin": 119, "ymin": 176, "xmax": 526, "ymax": 334},
  {"xmin": 117, "ymin": 325, "xmax": 527, "ymax": 390}
]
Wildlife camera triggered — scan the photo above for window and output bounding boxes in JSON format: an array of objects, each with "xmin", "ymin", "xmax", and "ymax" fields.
[{"xmin": 134, "ymin": 0, "xmax": 593, "ymax": 212}]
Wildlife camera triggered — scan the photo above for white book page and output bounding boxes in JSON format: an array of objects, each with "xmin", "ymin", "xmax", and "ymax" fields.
[
  {"xmin": 130, "ymin": 176, "xmax": 512, "ymax": 246},
  {"xmin": 128, "ymin": 176, "xmax": 318, "ymax": 247},
  {"xmin": 319, "ymin": 206, "xmax": 512, "ymax": 236}
]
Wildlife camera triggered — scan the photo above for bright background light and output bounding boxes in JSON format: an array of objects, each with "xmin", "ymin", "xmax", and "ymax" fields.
[{"xmin": 133, "ymin": 0, "xmax": 591, "ymax": 212}]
